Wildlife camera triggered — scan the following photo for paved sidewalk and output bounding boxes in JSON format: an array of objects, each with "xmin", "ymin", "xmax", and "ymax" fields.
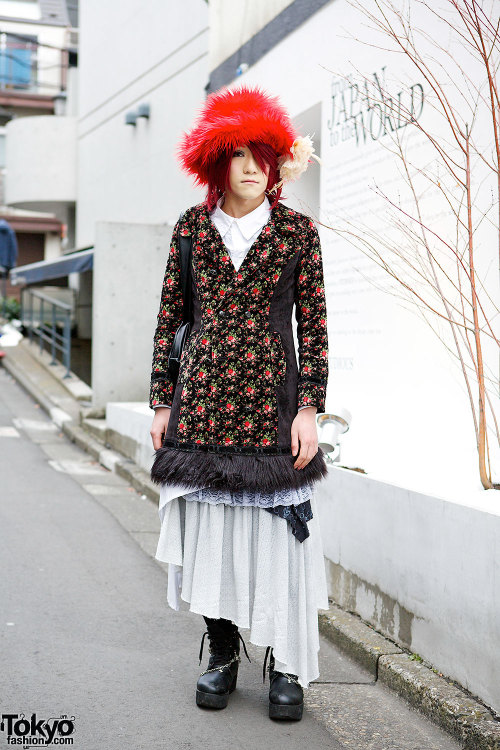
[{"xmin": 0, "ymin": 365, "xmax": 464, "ymax": 749}]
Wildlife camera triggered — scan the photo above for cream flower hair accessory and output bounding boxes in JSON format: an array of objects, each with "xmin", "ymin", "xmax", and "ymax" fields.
[{"xmin": 268, "ymin": 134, "xmax": 321, "ymax": 194}]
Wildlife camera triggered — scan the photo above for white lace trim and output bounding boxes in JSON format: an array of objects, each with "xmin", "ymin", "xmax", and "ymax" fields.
[{"xmin": 179, "ymin": 482, "xmax": 314, "ymax": 509}]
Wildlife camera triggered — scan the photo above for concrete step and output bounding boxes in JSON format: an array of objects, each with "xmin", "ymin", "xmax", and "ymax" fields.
[
  {"xmin": 82, "ymin": 416, "xmax": 107, "ymax": 443},
  {"xmin": 17, "ymin": 337, "xmax": 92, "ymax": 403}
]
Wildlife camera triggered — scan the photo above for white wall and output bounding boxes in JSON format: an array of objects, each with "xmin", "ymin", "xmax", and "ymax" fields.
[
  {"xmin": 6, "ymin": 116, "xmax": 77, "ymax": 208},
  {"xmin": 44, "ymin": 233, "xmax": 62, "ymax": 261},
  {"xmin": 76, "ymin": 0, "xmax": 209, "ymax": 248},
  {"xmin": 65, "ymin": 66, "xmax": 79, "ymax": 118},
  {"xmin": 209, "ymin": 0, "xmax": 295, "ymax": 70},
  {"xmin": 91, "ymin": 220, "xmax": 173, "ymax": 407},
  {"xmin": 315, "ymin": 1, "xmax": 499, "ymax": 503},
  {"xmin": 280, "ymin": 101, "xmax": 321, "ymax": 217},
  {"xmin": 0, "ymin": 1, "xmax": 41, "ymax": 20},
  {"xmin": 316, "ymin": 467, "xmax": 500, "ymax": 714}
]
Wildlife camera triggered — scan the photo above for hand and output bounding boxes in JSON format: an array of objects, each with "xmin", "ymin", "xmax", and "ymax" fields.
[
  {"xmin": 150, "ymin": 407, "xmax": 171, "ymax": 450},
  {"xmin": 291, "ymin": 406, "xmax": 318, "ymax": 470}
]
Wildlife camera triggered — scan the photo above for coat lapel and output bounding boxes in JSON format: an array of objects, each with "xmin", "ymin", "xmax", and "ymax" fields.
[{"xmin": 195, "ymin": 201, "xmax": 295, "ymax": 310}]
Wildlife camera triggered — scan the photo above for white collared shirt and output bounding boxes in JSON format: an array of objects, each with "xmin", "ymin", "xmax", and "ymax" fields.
[{"xmin": 210, "ymin": 194, "xmax": 272, "ymax": 271}]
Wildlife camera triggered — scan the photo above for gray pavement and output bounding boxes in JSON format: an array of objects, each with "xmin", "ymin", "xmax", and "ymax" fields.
[{"xmin": 0, "ymin": 367, "xmax": 462, "ymax": 749}]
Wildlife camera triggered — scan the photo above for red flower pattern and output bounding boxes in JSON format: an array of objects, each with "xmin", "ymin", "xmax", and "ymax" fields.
[{"xmin": 149, "ymin": 201, "xmax": 328, "ymax": 447}]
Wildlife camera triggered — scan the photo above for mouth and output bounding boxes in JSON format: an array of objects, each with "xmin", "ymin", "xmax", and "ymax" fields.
[{"xmin": 241, "ymin": 180, "xmax": 258, "ymax": 184}]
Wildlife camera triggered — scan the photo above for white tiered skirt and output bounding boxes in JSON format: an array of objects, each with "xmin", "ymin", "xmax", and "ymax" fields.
[{"xmin": 155, "ymin": 483, "xmax": 330, "ymax": 689}]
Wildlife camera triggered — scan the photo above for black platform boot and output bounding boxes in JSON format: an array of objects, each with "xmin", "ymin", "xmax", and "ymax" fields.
[
  {"xmin": 263, "ymin": 646, "xmax": 304, "ymax": 720},
  {"xmin": 196, "ymin": 617, "xmax": 251, "ymax": 709}
]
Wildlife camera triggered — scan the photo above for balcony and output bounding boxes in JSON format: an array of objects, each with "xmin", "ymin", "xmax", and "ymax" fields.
[{"xmin": 5, "ymin": 114, "xmax": 77, "ymax": 221}]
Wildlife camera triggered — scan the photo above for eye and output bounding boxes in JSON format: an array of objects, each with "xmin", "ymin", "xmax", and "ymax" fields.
[{"xmin": 233, "ymin": 149, "xmax": 244, "ymax": 157}]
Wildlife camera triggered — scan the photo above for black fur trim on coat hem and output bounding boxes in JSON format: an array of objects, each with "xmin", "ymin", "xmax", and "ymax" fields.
[{"xmin": 150, "ymin": 445, "xmax": 329, "ymax": 492}]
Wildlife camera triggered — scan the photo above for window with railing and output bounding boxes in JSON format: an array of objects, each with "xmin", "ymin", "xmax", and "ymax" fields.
[{"xmin": 0, "ymin": 32, "xmax": 37, "ymax": 90}]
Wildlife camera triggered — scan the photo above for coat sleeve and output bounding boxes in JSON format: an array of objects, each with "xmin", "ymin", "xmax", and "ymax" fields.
[
  {"xmin": 149, "ymin": 218, "xmax": 185, "ymax": 409},
  {"xmin": 294, "ymin": 220, "xmax": 329, "ymax": 413}
]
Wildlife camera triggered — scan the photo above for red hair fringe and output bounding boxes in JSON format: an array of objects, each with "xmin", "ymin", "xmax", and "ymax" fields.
[{"xmin": 204, "ymin": 141, "xmax": 283, "ymax": 212}]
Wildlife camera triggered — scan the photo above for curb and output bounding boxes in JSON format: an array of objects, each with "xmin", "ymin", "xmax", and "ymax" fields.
[
  {"xmin": 3, "ymin": 347, "xmax": 499, "ymax": 749},
  {"xmin": 319, "ymin": 605, "xmax": 500, "ymax": 750},
  {"xmin": 1, "ymin": 351, "xmax": 73, "ymax": 426},
  {"xmin": 17, "ymin": 338, "xmax": 93, "ymax": 403},
  {"xmin": 1, "ymin": 352, "xmax": 160, "ymax": 505},
  {"xmin": 60, "ymin": 420, "xmax": 160, "ymax": 503}
]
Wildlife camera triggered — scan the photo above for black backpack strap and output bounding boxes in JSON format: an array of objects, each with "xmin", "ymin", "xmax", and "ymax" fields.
[{"xmin": 177, "ymin": 210, "xmax": 193, "ymax": 325}]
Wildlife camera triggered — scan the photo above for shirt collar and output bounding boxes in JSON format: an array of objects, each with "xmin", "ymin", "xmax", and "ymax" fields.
[{"xmin": 211, "ymin": 195, "xmax": 272, "ymax": 240}]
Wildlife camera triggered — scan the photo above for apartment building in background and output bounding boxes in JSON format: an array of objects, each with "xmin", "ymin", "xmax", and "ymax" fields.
[{"xmin": 1, "ymin": 0, "xmax": 77, "ymax": 300}]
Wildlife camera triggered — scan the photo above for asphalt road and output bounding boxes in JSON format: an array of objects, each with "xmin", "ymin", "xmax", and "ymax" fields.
[{"xmin": 0, "ymin": 367, "xmax": 461, "ymax": 750}]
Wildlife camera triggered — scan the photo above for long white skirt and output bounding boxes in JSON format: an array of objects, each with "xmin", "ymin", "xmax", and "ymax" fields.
[{"xmin": 154, "ymin": 483, "xmax": 330, "ymax": 689}]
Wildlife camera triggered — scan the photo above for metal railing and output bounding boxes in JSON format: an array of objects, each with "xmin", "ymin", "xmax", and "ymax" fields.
[{"xmin": 21, "ymin": 288, "xmax": 73, "ymax": 378}]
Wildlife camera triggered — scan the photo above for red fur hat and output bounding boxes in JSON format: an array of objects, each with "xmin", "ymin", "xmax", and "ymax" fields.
[{"xmin": 176, "ymin": 84, "xmax": 300, "ymax": 187}]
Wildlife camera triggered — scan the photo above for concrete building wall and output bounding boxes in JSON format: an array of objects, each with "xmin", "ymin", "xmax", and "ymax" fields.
[
  {"xmin": 6, "ymin": 116, "xmax": 77, "ymax": 207},
  {"xmin": 208, "ymin": 0, "xmax": 294, "ymax": 70},
  {"xmin": 44, "ymin": 232, "xmax": 61, "ymax": 261},
  {"xmin": 77, "ymin": 0, "xmax": 209, "ymax": 392},
  {"xmin": 76, "ymin": 0, "xmax": 209, "ymax": 249},
  {"xmin": 0, "ymin": 0, "xmax": 41, "ymax": 20},
  {"xmin": 316, "ymin": 469, "xmax": 500, "ymax": 715},
  {"xmin": 65, "ymin": 66, "xmax": 79, "ymax": 118},
  {"xmin": 91, "ymin": 220, "xmax": 172, "ymax": 407}
]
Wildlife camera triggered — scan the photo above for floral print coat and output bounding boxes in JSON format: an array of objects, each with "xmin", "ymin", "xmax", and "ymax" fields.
[{"xmin": 149, "ymin": 200, "xmax": 329, "ymax": 493}]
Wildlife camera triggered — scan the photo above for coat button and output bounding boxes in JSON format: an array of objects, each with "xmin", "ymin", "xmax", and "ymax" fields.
[{"xmin": 245, "ymin": 311, "xmax": 252, "ymax": 318}]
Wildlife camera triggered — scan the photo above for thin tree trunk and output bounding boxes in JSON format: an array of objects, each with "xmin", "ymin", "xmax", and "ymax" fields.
[{"xmin": 465, "ymin": 125, "xmax": 492, "ymax": 488}]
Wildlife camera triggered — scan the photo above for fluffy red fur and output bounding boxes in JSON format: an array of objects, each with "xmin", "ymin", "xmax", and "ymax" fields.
[{"xmin": 176, "ymin": 84, "xmax": 298, "ymax": 189}]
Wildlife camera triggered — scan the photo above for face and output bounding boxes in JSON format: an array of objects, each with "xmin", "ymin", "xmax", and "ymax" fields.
[{"xmin": 227, "ymin": 144, "xmax": 270, "ymax": 200}]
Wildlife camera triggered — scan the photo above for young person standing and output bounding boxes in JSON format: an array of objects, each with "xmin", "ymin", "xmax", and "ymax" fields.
[{"xmin": 149, "ymin": 85, "xmax": 329, "ymax": 721}]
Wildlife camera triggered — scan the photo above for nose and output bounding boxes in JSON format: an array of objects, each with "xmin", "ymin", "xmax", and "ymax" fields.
[{"xmin": 243, "ymin": 153, "xmax": 259, "ymax": 173}]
